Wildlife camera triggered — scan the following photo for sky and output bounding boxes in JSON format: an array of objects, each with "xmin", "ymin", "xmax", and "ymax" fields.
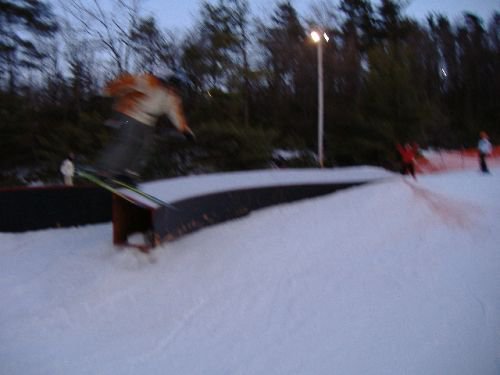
[
  {"xmin": 1, "ymin": 152, "xmax": 500, "ymax": 374},
  {"xmin": 143, "ymin": 0, "xmax": 500, "ymax": 31}
]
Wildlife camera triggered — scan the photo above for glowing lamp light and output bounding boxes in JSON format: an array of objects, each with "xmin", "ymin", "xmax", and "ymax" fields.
[{"xmin": 310, "ymin": 31, "xmax": 321, "ymax": 43}]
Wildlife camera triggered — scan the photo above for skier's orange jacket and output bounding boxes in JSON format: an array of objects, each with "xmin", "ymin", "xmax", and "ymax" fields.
[
  {"xmin": 397, "ymin": 144, "xmax": 416, "ymax": 163},
  {"xmin": 104, "ymin": 73, "xmax": 191, "ymax": 134}
]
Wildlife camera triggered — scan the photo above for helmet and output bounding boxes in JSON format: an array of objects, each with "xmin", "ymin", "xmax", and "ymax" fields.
[
  {"xmin": 160, "ymin": 70, "xmax": 190, "ymax": 94},
  {"xmin": 164, "ymin": 75, "xmax": 184, "ymax": 90}
]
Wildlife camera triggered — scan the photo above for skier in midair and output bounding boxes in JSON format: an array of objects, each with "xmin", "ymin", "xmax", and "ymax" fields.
[{"xmin": 93, "ymin": 72, "xmax": 195, "ymax": 184}]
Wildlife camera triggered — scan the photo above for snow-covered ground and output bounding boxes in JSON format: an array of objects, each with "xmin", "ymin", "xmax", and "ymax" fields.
[{"xmin": 1, "ymin": 165, "xmax": 500, "ymax": 374}]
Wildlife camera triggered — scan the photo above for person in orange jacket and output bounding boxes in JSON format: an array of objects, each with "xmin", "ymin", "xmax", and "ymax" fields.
[
  {"xmin": 397, "ymin": 143, "xmax": 417, "ymax": 179},
  {"xmin": 94, "ymin": 72, "xmax": 195, "ymax": 183}
]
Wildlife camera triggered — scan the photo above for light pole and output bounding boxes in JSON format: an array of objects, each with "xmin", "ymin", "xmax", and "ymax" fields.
[{"xmin": 310, "ymin": 30, "xmax": 329, "ymax": 168}]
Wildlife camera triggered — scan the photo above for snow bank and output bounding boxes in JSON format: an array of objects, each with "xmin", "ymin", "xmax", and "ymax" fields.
[{"xmin": 1, "ymin": 167, "xmax": 499, "ymax": 375}]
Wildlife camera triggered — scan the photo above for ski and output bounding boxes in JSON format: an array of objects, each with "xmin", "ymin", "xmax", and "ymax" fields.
[
  {"xmin": 109, "ymin": 177, "xmax": 178, "ymax": 210},
  {"xmin": 77, "ymin": 168, "xmax": 178, "ymax": 210},
  {"xmin": 76, "ymin": 170, "xmax": 146, "ymax": 206}
]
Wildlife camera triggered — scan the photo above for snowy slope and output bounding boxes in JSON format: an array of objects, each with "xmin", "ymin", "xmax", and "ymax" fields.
[{"xmin": 1, "ymin": 167, "xmax": 500, "ymax": 375}]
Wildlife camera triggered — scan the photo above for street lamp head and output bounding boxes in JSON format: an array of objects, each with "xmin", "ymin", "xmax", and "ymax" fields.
[
  {"xmin": 310, "ymin": 30, "xmax": 329, "ymax": 43},
  {"xmin": 310, "ymin": 31, "xmax": 321, "ymax": 43}
]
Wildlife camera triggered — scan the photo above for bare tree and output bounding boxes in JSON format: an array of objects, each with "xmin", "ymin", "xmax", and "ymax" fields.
[{"xmin": 59, "ymin": 0, "xmax": 143, "ymax": 74}]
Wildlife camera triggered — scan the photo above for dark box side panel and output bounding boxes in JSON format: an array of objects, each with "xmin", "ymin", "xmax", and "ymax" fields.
[
  {"xmin": 0, "ymin": 185, "xmax": 112, "ymax": 232},
  {"xmin": 151, "ymin": 182, "xmax": 364, "ymax": 243},
  {"xmin": 112, "ymin": 195, "xmax": 154, "ymax": 245}
]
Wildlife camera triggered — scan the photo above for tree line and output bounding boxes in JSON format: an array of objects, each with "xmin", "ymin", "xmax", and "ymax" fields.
[{"xmin": 1, "ymin": 0, "xmax": 499, "ymax": 186}]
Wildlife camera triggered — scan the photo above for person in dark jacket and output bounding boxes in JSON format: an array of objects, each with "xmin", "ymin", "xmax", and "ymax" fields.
[{"xmin": 478, "ymin": 131, "xmax": 492, "ymax": 174}]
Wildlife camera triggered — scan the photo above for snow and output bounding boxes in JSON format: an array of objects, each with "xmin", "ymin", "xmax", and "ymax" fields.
[
  {"xmin": 123, "ymin": 166, "xmax": 394, "ymax": 208},
  {"xmin": 143, "ymin": 166, "xmax": 395, "ymax": 202},
  {"xmin": 1, "ymin": 164, "xmax": 500, "ymax": 375}
]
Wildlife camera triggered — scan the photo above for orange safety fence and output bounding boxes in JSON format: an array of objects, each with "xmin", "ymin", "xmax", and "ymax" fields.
[
  {"xmin": 461, "ymin": 146, "xmax": 500, "ymax": 158},
  {"xmin": 415, "ymin": 146, "xmax": 500, "ymax": 174}
]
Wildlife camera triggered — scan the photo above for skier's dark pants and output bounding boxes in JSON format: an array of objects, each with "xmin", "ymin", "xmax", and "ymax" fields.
[
  {"xmin": 479, "ymin": 152, "xmax": 489, "ymax": 173},
  {"xmin": 401, "ymin": 162, "xmax": 415, "ymax": 178},
  {"xmin": 95, "ymin": 113, "xmax": 154, "ymax": 176}
]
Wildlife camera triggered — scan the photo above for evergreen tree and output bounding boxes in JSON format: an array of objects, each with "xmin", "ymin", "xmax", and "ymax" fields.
[
  {"xmin": 332, "ymin": 0, "xmax": 377, "ymax": 163},
  {"xmin": 0, "ymin": 0, "xmax": 58, "ymax": 92},
  {"xmin": 455, "ymin": 13, "xmax": 496, "ymax": 140},
  {"xmin": 255, "ymin": 1, "xmax": 309, "ymax": 144},
  {"xmin": 355, "ymin": 1, "xmax": 425, "ymax": 166},
  {"xmin": 130, "ymin": 17, "xmax": 178, "ymax": 74},
  {"xmin": 486, "ymin": 13, "xmax": 500, "ymax": 137},
  {"xmin": 182, "ymin": 0, "xmax": 251, "ymax": 124}
]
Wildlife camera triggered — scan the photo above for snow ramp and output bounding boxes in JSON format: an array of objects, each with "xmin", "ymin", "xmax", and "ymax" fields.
[
  {"xmin": 113, "ymin": 181, "xmax": 369, "ymax": 251},
  {"xmin": 1, "ymin": 168, "xmax": 394, "ymax": 251}
]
